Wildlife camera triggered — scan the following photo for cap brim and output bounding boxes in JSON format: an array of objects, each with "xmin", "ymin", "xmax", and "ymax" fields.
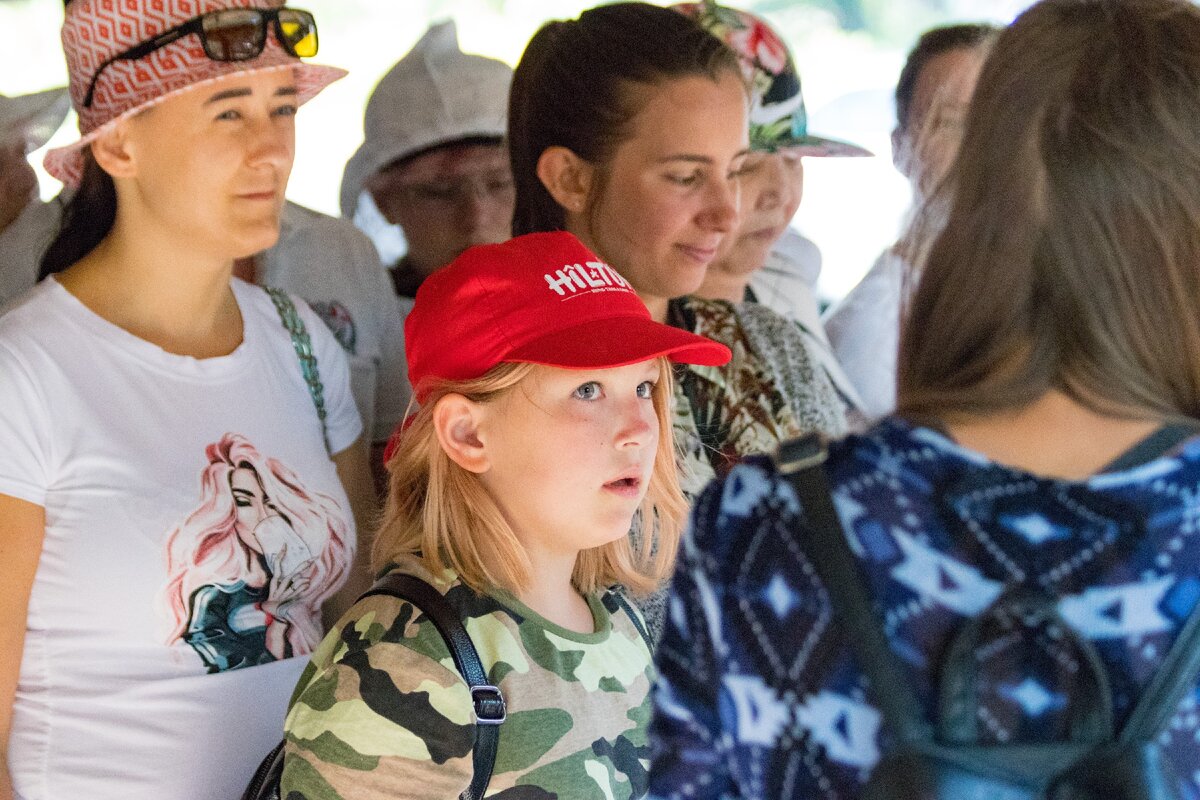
[
  {"xmin": 505, "ymin": 315, "xmax": 731, "ymax": 371},
  {"xmin": 771, "ymin": 133, "xmax": 873, "ymax": 158},
  {"xmin": 44, "ymin": 60, "xmax": 345, "ymax": 187}
]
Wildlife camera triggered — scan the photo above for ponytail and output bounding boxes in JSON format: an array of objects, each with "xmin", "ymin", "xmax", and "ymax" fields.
[{"xmin": 39, "ymin": 151, "xmax": 116, "ymax": 279}]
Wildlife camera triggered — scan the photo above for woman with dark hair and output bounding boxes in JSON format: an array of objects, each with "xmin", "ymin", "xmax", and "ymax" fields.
[
  {"xmin": 649, "ymin": 0, "xmax": 1200, "ymax": 797},
  {"xmin": 0, "ymin": 2, "xmax": 371, "ymax": 798},
  {"xmin": 508, "ymin": 2, "xmax": 847, "ymax": 637}
]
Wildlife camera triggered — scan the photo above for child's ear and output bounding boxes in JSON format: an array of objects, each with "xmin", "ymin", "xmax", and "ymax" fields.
[
  {"xmin": 432, "ymin": 394, "xmax": 490, "ymax": 474},
  {"xmin": 536, "ymin": 145, "xmax": 595, "ymax": 217}
]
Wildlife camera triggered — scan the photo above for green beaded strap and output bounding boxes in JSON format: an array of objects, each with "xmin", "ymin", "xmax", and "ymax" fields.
[{"xmin": 265, "ymin": 287, "xmax": 330, "ymax": 455}]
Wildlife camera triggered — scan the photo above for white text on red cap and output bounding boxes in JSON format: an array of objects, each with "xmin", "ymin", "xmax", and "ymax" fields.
[{"xmin": 544, "ymin": 262, "xmax": 633, "ymax": 297}]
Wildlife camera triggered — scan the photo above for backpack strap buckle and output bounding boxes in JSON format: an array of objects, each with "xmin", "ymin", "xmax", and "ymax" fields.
[
  {"xmin": 472, "ymin": 685, "xmax": 507, "ymax": 725},
  {"xmin": 774, "ymin": 433, "xmax": 828, "ymax": 475}
]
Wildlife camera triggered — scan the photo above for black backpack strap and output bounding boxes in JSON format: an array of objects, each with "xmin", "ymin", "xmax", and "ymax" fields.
[
  {"xmin": 242, "ymin": 573, "xmax": 506, "ymax": 800},
  {"xmin": 1120, "ymin": 589, "xmax": 1200, "ymax": 744},
  {"xmin": 361, "ymin": 573, "xmax": 504, "ymax": 800},
  {"xmin": 773, "ymin": 434, "xmax": 934, "ymax": 746},
  {"xmin": 240, "ymin": 739, "xmax": 285, "ymax": 800},
  {"xmin": 607, "ymin": 589, "xmax": 653, "ymax": 650}
]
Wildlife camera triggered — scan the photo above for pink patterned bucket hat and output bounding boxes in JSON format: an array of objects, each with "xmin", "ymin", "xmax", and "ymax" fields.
[{"xmin": 45, "ymin": 0, "xmax": 346, "ymax": 187}]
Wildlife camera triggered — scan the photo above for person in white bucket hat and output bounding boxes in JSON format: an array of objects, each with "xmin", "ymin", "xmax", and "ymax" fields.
[
  {"xmin": 0, "ymin": 87, "xmax": 70, "ymax": 157},
  {"xmin": 0, "ymin": 2, "xmax": 377, "ymax": 799},
  {"xmin": 0, "ymin": 87, "xmax": 70, "ymax": 305},
  {"xmin": 340, "ymin": 21, "xmax": 514, "ymax": 301}
]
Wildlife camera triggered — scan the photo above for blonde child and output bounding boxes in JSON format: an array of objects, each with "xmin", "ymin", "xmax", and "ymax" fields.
[{"xmin": 280, "ymin": 231, "xmax": 730, "ymax": 799}]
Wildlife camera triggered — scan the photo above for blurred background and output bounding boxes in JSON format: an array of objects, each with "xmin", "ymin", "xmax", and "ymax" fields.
[{"xmin": 0, "ymin": 0, "xmax": 1032, "ymax": 300}]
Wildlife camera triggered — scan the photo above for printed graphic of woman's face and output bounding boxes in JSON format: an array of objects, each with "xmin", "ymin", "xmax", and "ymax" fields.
[{"xmin": 230, "ymin": 466, "xmax": 277, "ymax": 552}]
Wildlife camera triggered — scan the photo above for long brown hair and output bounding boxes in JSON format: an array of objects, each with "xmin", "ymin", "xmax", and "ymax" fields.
[
  {"xmin": 373, "ymin": 359, "xmax": 686, "ymax": 598},
  {"xmin": 898, "ymin": 0, "xmax": 1200, "ymax": 424}
]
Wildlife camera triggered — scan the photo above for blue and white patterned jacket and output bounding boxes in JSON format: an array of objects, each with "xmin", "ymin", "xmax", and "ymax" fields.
[{"xmin": 648, "ymin": 418, "xmax": 1200, "ymax": 799}]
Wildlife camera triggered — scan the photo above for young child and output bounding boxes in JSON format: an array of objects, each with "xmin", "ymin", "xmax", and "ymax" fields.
[{"xmin": 280, "ymin": 231, "xmax": 730, "ymax": 799}]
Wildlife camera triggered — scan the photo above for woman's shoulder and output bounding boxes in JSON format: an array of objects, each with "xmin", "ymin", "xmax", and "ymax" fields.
[
  {"xmin": 0, "ymin": 278, "xmax": 72, "ymax": 340},
  {"xmin": 688, "ymin": 420, "xmax": 931, "ymax": 555}
]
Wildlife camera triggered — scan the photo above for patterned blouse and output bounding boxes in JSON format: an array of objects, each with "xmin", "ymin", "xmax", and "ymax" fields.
[
  {"xmin": 632, "ymin": 297, "xmax": 847, "ymax": 642},
  {"xmin": 648, "ymin": 418, "xmax": 1200, "ymax": 799},
  {"xmin": 669, "ymin": 296, "xmax": 847, "ymax": 497}
]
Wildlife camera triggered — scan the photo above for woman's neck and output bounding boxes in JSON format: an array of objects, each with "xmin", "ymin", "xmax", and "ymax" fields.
[
  {"xmin": 56, "ymin": 212, "xmax": 244, "ymax": 358},
  {"xmin": 695, "ymin": 260, "xmax": 747, "ymax": 304},
  {"xmin": 515, "ymin": 546, "xmax": 594, "ymax": 635},
  {"xmin": 942, "ymin": 390, "xmax": 1165, "ymax": 481},
  {"xmin": 639, "ymin": 293, "xmax": 670, "ymax": 324},
  {"xmin": 565, "ymin": 216, "xmax": 671, "ymax": 323}
]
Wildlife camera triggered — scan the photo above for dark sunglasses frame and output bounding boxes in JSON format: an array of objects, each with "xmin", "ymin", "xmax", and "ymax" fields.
[{"xmin": 82, "ymin": 7, "xmax": 318, "ymax": 108}]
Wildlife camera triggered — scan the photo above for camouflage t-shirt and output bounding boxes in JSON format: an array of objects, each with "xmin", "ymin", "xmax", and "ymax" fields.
[{"xmin": 281, "ymin": 556, "xmax": 656, "ymax": 799}]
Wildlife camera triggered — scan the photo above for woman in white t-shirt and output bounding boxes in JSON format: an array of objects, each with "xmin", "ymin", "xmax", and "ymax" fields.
[{"xmin": 0, "ymin": 2, "xmax": 373, "ymax": 799}]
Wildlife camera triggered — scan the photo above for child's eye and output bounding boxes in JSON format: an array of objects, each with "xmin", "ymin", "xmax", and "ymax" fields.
[
  {"xmin": 272, "ymin": 104, "xmax": 299, "ymax": 118},
  {"xmin": 573, "ymin": 382, "xmax": 602, "ymax": 401},
  {"xmin": 636, "ymin": 380, "xmax": 655, "ymax": 399},
  {"xmin": 215, "ymin": 108, "xmax": 242, "ymax": 122}
]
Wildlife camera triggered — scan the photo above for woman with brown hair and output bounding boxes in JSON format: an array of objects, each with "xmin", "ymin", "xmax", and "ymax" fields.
[{"xmin": 649, "ymin": 0, "xmax": 1200, "ymax": 797}]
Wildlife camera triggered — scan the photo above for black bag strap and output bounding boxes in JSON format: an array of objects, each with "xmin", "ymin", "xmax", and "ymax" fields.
[
  {"xmin": 1120, "ymin": 586, "xmax": 1200, "ymax": 744},
  {"xmin": 774, "ymin": 434, "xmax": 934, "ymax": 745},
  {"xmin": 361, "ymin": 572, "xmax": 504, "ymax": 800},
  {"xmin": 606, "ymin": 589, "xmax": 653, "ymax": 650}
]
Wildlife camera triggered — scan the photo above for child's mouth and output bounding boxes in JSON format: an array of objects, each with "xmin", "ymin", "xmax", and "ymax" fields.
[{"xmin": 604, "ymin": 476, "xmax": 642, "ymax": 496}]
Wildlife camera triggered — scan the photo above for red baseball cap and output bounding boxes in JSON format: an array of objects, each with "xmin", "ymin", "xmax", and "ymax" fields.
[{"xmin": 404, "ymin": 232, "xmax": 732, "ymax": 402}]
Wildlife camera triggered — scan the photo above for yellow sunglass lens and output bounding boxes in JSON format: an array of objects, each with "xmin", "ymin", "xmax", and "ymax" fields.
[{"xmin": 280, "ymin": 22, "xmax": 317, "ymax": 57}]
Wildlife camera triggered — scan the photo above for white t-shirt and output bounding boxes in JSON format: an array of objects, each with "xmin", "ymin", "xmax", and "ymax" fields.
[
  {"xmin": 749, "ymin": 228, "xmax": 866, "ymax": 417},
  {"xmin": 0, "ymin": 277, "xmax": 362, "ymax": 800},
  {"xmin": 823, "ymin": 250, "xmax": 905, "ymax": 420},
  {"xmin": 0, "ymin": 197, "xmax": 64, "ymax": 310}
]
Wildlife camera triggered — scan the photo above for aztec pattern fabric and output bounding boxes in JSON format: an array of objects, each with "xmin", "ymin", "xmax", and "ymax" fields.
[
  {"xmin": 46, "ymin": 0, "xmax": 343, "ymax": 186},
  {"xmin": 282, "ymin": 555, "xmax": 656, "ymax": 799},
  {"xmin": 648, "ymin": 418, "xmax": 1200, "ymax": 799}
]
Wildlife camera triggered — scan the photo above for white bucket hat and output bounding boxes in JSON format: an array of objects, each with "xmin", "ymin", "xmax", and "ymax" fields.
[
  {"xmin": 338, "ymin": 21, "xmax": 512, "ymax": 219},
  {"xmin": 0, "ymin": 87, "xmax": 71, "ymax": 153}
]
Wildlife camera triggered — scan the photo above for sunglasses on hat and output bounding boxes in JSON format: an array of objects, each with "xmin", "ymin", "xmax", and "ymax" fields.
[{"xmin": 83, "ymin": 7, "xmax": 319, "ymax": 109}]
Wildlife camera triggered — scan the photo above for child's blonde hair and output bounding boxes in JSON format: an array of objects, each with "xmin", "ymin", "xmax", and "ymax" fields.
[{"xmin": 372, "ymin": 358, "xmax": 686, "ymax": 598}]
